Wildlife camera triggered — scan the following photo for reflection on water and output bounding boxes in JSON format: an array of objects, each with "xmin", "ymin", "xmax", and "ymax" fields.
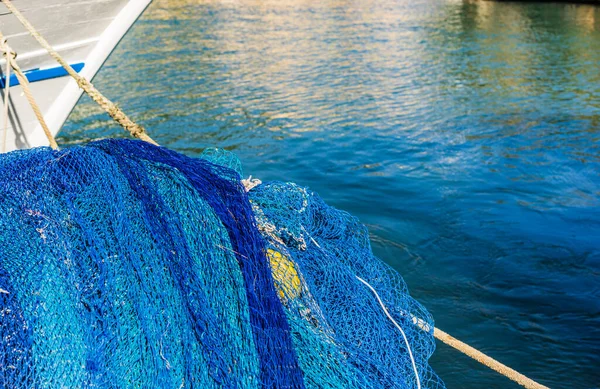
[{"xmin": 61, "ymin": 0, "xmax": 599, "ymax": 387}]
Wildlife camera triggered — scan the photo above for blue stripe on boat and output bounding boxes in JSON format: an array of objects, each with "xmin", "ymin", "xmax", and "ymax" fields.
[{"xmin": 0, "ymin": 62, "xmax": 85, "ymax": 89}]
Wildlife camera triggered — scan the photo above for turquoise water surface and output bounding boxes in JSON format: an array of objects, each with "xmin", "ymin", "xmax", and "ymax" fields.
[{"xmin": 60, "ymin": 0, "xmax": 600, "ymax": 387}]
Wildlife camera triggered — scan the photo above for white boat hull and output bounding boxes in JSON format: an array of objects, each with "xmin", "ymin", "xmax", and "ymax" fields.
[{"xmin": 0, "ymin": 0, "xmax": 152, "ymax": 151}]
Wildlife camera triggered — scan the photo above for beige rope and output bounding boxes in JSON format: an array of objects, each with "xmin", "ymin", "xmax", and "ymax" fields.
[
  {"xmin": 385, "ymin": 292, "xmax": 551, "ymax": 389},
  {"xmin": 433, "ymin": 327, "xmax": 550, "ymax": 389},
  {"xmin": 409, "ymin": 309, "xmax": 549, "ymax": 389},
  {"xmin": 314, "ymin": 226, "xmax": 551, "ymax": 389},
  {"xmin": 0, "ymin": 31, "xmax": 58, "ymax": 150},
  {"xmin": 1, "ymin": 0, "xmax": 157, "ymax": 146}
]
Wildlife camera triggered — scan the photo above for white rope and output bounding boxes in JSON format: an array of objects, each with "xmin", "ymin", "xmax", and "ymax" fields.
[
  {"xmin": 299, "ymin": 225, "xmax": 421, "ymax": 388},
  {"xmin": 1, "ymin": 37, "xmax": 11, "ymax": 153},
  {"xmin": 241, "ymin": 175, "xmax": 262, "ymax": 192},
  {"xmin": 356, "ymin": 276, "xmax": 421, "ymax": 389},
  {"xmin": 353, "ymin": 270, "xmax": 549, "ymax": 389},
  {"xmin": 299, "ymin": 203, "xmax": 548, "ymax": 389}
]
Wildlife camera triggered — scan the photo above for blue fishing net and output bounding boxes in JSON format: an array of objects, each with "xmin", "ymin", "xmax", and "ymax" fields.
[{"xmin": 0, "ymin": 139, "xmax": 443, "ymax": 389}]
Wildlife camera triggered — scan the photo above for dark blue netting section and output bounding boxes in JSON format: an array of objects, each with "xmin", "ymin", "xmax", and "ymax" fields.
[{"xmin": 0, "ymin": 139, "xmax": 444, "ymax": 389}]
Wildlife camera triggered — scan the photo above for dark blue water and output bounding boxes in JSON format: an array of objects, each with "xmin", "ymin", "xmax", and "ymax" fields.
[{"xmin": 60, "ymin": 0, "xmax": 600, "ymax": 387}]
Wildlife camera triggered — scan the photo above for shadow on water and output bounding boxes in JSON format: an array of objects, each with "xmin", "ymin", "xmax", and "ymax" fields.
[{"xmin": 61, "ymin": 0, "xmax": 599, "ymax": 387}]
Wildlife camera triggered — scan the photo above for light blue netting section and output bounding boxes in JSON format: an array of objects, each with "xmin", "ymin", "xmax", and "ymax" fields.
[{"xmin": 0, "ymin": 140, "xmax": 444, "ymax": 389}]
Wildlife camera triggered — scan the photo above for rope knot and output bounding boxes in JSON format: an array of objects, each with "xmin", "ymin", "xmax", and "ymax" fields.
[
  {"xmin": 127, "ymin": 124, "xmax": 146, "ymax": 138},
  {"xmin": 76, "ymin": 76, "xmax": 88, "ymax": 89},
  {"xmin": 0, "ymin": 38, "xmax": 16, "ymax": 60}
]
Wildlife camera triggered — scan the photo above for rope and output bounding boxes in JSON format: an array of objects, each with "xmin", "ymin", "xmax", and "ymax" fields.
[
  {"xmin": 1, "ymin": 0, "xmax": 157, "ymax": 146},
  {"xmin": 433, "ymin": 327, "xmax": 550, "ymax": 389},
  {"xmin": 302, "ymin": 225, "xmax": 549, "ymax": 389},
  {"xmin": 0, "ymin": 31, "xmax": 58, "ymax": 150},
  {"xmin": 1, "ymin": 35, "xmax": 11, "ymax": 152},
  {"xmin": 356, "ymin": 276, "xmax": 422, "ymax": 389},
  {"xmin": 361, "ymin": 278, "xmax": 550, "ymax": 389}
]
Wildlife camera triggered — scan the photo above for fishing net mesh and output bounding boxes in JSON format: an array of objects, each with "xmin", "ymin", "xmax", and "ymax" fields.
[{"xmin": 0, "ymin": 139, "xmax": 444, "ymax": 389}]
